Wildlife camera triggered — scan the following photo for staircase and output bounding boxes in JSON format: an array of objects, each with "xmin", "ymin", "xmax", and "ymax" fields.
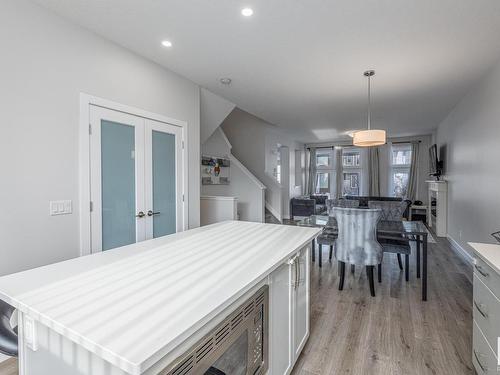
[
  {"xmin": 265, "ymin": 209, "xmax": 281, "ymax": 224},
  {"xmin": 202, "ymin": 127, "xmax": 266, "ymax": 223},
  {"xmin": 200, "ymin": 90, "xmax": 289, "ymax": 224}
]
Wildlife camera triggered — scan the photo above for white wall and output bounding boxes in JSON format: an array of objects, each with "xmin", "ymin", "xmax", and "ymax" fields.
[
  {"xmin": 200, "ymin": 88, "xmax": 235, "ymax": 144},
  {"xmin": 0, "ymin": 0, "xmax": 201, "ymax": 276},
  {"xmin": 200, "ymin": 196, "xmax": 237, "ymax": 226},
  {"xmin": 201, "ymin": 128, "xmax": 266, "ymax": 222},
  {"xmin": 221, "ymin": 108, "xmax": 304, "ymax": 220},
  {"xmin": 436, "ymin": 59, "xmax": 500, "ymax": 256}
]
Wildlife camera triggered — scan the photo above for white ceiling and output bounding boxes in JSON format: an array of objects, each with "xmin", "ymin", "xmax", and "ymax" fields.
[{"xmin": 33, "ymin": 0, "xmax": 500, "ymax": 142}]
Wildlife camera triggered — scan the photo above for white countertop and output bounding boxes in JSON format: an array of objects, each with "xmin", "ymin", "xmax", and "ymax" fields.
[
  {"xmin": 0, "ymin": 221, "xmax": 320, "ymax": 375},
  {"xmin": 469, "ymin": 242, "xmax": 500, "ymax": 275}
]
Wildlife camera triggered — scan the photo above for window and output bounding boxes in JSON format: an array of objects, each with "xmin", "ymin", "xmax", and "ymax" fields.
[
  {"xmin": 294, "ymin": 149, "xmax": 303, "ymax": 188},
  {"xmin": 390, "ymin": 143, "xmax": 412, "ymax": 197},
  {"xmin": 316, "ymin": 172, "xmax": 330, "ymax": 193},
  {"xmin": 316, "ymin": 152, "xmax": 331, "ymax": 167},
  {"xmin": 275, "ymin": 150, "xmax": 281, "ymax": 184},
  {"xmin": 342, "ymin": 151, "xmax": 360, "ymax": 167},
  {"xmin": 343, "ymin": 172, "xmax": 360, "ymax": 196},
  {"xmin": 392, "ymin": 172, "xmax": 409, "ymax": 197},
  {"xmin": 315, "ymin": 149, "xmax": 334, "ymax": 195},
  {"xmin": 313, "ymin": 147, "xmax": 365, "ymax": 196},
  {"xmin": 342, "ymin": 148, "xmax": 362, "ymax": 196},
  {"xmin": 270, "ymin": 144, "xmax": 281, "ymax": 184},
  {"xmin": 392, "ymin": 146, "xmax": 412, "ymax": 165}
]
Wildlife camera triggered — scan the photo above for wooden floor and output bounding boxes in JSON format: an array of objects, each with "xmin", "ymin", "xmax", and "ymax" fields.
[
  {"xmin": 291, "ymin": 235, "xmax": 473, "ymax": 375},
  {"xmin": 0, "ymin": 359, "xmax": 16, "ymax": 375},
  {"xmin": 0, "ymin": 234, "xmax": 473, "ymax": 375}
]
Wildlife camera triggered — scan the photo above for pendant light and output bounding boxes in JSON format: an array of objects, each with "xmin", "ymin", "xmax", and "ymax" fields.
[{"xmin": 353, "ymin": 70, "xmax": 386, "ymax": 147}]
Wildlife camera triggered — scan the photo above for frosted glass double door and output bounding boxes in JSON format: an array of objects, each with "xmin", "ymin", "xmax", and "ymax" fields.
[{"xmin": 90, "ymin": 105, "xmax": 183, "ymax": 252}]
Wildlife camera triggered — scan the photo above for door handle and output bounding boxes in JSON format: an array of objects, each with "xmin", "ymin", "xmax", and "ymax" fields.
[
  {"xmin": 136, "ymin": 211, "xmax": 145, "ymax": 218},
  {"xmin": 147, "ymin": 210, "xmax": 160, "ymax": 216}
]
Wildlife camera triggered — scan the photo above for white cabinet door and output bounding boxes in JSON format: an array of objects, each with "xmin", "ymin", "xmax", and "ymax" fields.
[
  {"xmin": 269, "ymin": 262, "xmax": 293, "ymax": 375},
  {"xmin": 269, "ymin": 245, "xmax": 311, "ymax": 375},
  {"xmin": 293, "ymin": 247, "xmax": 310, "ymax": 360}
]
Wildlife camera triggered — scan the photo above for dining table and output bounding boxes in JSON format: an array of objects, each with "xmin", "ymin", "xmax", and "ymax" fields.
[{"xmin": 297, "ymin": 215, "xmax": 430, "ymax": 301}]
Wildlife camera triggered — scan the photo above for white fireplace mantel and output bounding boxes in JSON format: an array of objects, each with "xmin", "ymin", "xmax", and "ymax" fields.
[{"xmin": 427, "ymin": 180, "xmax": 447, "ymax": 237}]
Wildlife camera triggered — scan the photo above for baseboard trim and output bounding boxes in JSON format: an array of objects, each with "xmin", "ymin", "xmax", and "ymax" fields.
[
  {"xmin": 265, "ymin": 202, "xmax": 282, "ymax": 222},
  {"xmin": 447, "ymin": 235, "xmax": 474, "ymax": 264}
]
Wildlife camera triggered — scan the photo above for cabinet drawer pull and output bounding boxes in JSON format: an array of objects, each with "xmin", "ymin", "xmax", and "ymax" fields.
[
  {"xmin": 289, "ymin": 256, "xmax": 299, "ymax": 289},
  {"xmin": 294, "ymin": 257, "xmax": 299, "ymax": 290},
  {"xmin": 297, "ymin": 257, "xmax": 301, "ymax": 288},
  {"xmin": 475, "ymin": 264, "xmax": 489, "ymax": 278},
  {"xmin": 473, "ymin": 300, "xmax": 488, "ymax": 319},
  {"xmin": 473, "ymin": 350, "xmax": 488, "ymax": 373},
  {"xmin": 293, "ymin": 258, "xmax": 296, "ymax": 289}
]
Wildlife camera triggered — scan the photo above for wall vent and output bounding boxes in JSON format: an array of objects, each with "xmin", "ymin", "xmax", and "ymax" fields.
[
  {"xmin": 244, "ymin": 301, "xmax": 255, "ymax": 317},
  {"xmin": 170, "ymin": 355, "xmax": 194, "ymax": 375},
  {"xmin": 255, "ymin": 292, "xmax": 265, "ymax": 306},
  {"xmin": 230, "ymin": 311, "xmax": 244, "ymax": 330},
  {"xmin": 214, "ymin": 323, "xmax": 230, "ymax": 345},
  {"xmin": 195, "ymin": 338, "xmax": 214, "ymax": 363}
]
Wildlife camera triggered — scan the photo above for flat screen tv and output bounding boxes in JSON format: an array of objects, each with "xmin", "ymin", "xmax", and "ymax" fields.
[{"xmin": 429, "ymin": 144, "xmax": 442, "ymax": 179}]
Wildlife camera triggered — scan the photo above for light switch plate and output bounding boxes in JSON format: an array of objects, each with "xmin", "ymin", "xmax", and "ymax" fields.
[{"xmin": 49, "ymin": 200, "xmax": 72, "ymax": 216}]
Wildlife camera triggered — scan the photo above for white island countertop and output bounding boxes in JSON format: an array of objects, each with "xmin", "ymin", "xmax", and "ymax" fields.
[
  {"xmin": 0, "ymin": 221, "xmax": 320, "ymax": 375},
  {"xmin": 469, "ymin": 242, "xmax": 500, "ymax": 275}
]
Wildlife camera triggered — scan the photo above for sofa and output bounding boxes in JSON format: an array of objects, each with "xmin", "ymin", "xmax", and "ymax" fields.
[
  {"xmin": 290, "ymin": 195, "xmax": 328, "ymax": 219},
  {"xmin": 310, "ymin": 194, "xmax": 328, "ymax": 214}
]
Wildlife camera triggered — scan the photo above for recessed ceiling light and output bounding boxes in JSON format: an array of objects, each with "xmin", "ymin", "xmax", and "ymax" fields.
[
  {"xmin": 241, "ymin": 8, "xmax": 253, "ymax": 17},
  {"xmin": 220, "ymin": 78, "xmax": 232, "ymax": 85},
  {"xmin": 161, "ymin": 40, "xmax": 172, "ymax": 48}
]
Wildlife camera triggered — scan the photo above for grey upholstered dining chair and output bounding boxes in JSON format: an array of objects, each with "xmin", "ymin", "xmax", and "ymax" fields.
[
  {"xmin": 324, "ymin": 199, "xmax": 360, "ymax": 266},
  {"xmin": 325, "ymin": 198, "xmax": 360, "ymax": 214},
  {"xmin": 331, "ymin": 207, "xmax": 383, "ymax": 296},
  {"xmin": 367, "ymin": 200, "xmax": 409, "ymax": 221},
  {"xmin": 316, "ymin": 229, "xmax": 336, "ymax": 267},
  {"xmin": 368, "ymin": 200, "xmax": 412, "ymax": 281}
]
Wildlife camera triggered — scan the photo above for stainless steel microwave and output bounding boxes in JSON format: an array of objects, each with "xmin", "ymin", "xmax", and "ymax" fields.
[{"xmin": 163, "ymin": 286, "xmax": 269, "ymax": 375}]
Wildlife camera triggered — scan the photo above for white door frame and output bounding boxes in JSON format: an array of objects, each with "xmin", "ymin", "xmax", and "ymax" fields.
[{"xmin": 79, "ymin": 93, "xmax": 188, "ymax": 256}]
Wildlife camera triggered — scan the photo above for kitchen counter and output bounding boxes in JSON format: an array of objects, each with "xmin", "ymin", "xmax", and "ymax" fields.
[
  {"xmin": 469, "ymin": 242, "xmax": 500, "ymax": 275},
  {"xmin": 0, "ymin": 221, "xmax": 320, "ymax": 375}
]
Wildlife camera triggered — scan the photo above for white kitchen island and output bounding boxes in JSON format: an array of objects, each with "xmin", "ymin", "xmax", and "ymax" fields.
[
  {"xmin": 469, "ymin": 242, "xmax": 500, "ymax": 374},
  {"xmin": 0, "ymin": 221, "xmax": 320, "ymax": 375}
]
